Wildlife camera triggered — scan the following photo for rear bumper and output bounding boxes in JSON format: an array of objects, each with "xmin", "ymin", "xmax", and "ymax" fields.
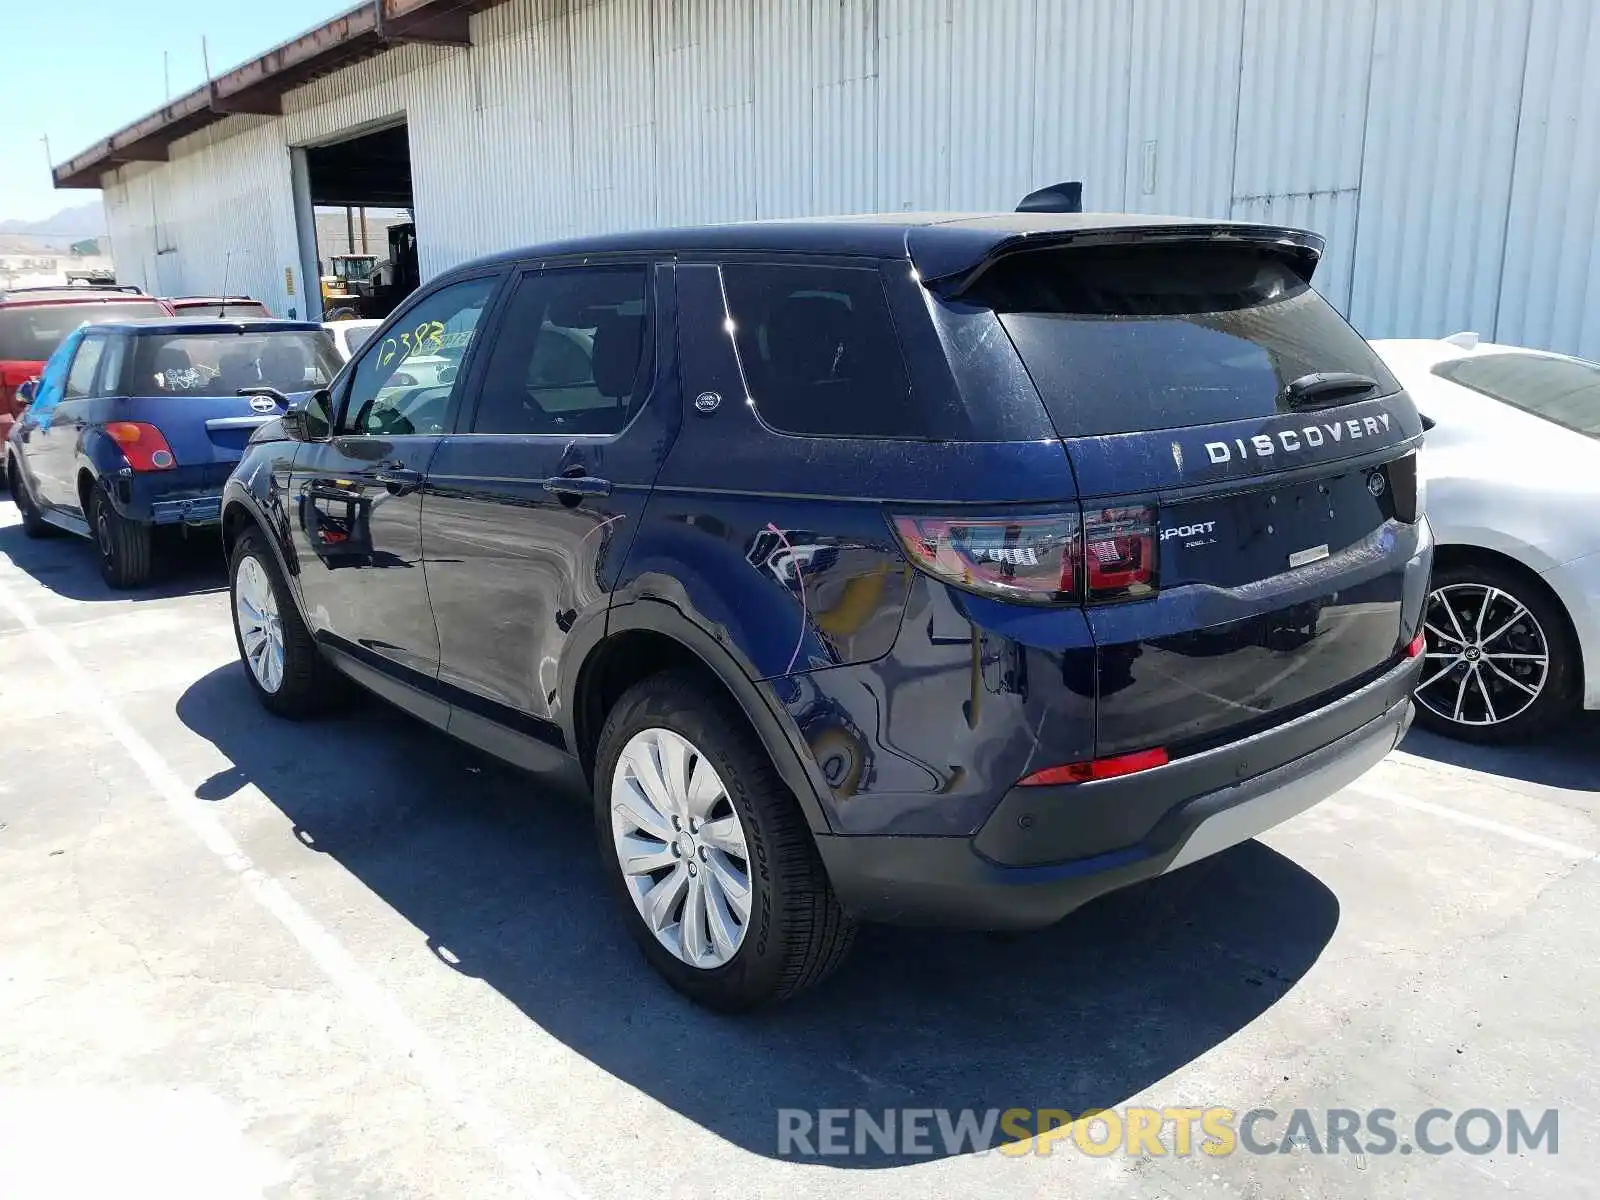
[
  {"xmin": 815, "ymin": 651, "xmax": 1421, "ymax": 930},
  {"xmin": 108, "ymin": 467, "xmax": 226, "ymax": 526}
]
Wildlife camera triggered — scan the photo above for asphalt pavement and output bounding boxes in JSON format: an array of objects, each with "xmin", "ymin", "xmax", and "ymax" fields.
[{"xmin": 1, "ymin": 502, "xmax": 1596, "ymax": 1199}]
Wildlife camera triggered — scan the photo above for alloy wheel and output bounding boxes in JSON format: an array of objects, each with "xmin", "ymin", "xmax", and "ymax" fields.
[
  {"xmin": 234, "ymin": 554, "xmax": 286, "ymax": 693},
  {"xmin": 610, "ymin": 727, "xmax": 753, "ymax": 969},
  {"xmin": 1416, "ymin": 583, "xmax": 1550, "ymax": 728}
]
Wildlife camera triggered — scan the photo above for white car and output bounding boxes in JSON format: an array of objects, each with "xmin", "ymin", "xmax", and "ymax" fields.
[
  {"xmin": 1371, "ymin": 333, "xmax": 1600, "ymax": 742},
  {"xmin": 323, "ymin": 318, "xmax": 382, "ymax": 361}
]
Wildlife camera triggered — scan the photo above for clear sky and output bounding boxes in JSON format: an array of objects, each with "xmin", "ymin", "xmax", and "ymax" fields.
[{"xmin": 2, "ymin": 0, "xmax": 347, "ymax": 225}]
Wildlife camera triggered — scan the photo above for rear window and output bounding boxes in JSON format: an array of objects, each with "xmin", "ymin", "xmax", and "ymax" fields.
[
  {"xmin": 0, "ymin": 300, "xmax": 168, "ymax": 362},
  {"xmin": 965, "ymin": 244, "xmax": 1399, "ymax": 437},
  {"xmin": 721, "ymin": 264, "xmax": 917, "ymax": 438},
  {"xmin": 173, "ymin": 301, "xmax": 273, "ymax": 320},
  {"xmin": 128, "ymin": 331, "xmax": 342, "ymax": 396},
  {"xmin": 1433, "ymin": 351, "xmax": 1600, "ymax": 438}
]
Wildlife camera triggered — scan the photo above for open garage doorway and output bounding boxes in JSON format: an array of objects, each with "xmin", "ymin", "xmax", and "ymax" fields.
[{"xmin": 295, "ymin": 121, "xmax": 420, "ymax": 322}]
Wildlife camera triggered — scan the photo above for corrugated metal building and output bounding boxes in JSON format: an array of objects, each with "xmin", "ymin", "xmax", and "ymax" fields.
[{"xmin": 58, "ymin": 0, "xmax": 1600, "ymax": 358}]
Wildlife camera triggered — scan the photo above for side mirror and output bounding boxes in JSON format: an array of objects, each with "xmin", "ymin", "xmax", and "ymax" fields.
[
  {"xmin": 15, "ymin": 379, "xmax": 37, "ymax": 406},
  {"xmin": 281, "ymin": 389, "xmax": 333, "ymax": 442},
  {"xmin": 1420, "ymin": 413, "xmax": 1436, "ymax": 432}
]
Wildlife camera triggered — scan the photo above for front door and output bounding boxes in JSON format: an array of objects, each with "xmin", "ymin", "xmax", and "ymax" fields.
[
  {"xmin": 286, "ymin": 273, "xmax": 503, "ymax": 685},
  {"xmin": 422, "ymin": 261, "xmax": 677, "ymax": 750},
  {"xmin": 33, "ymin": 330, "xmax": 108, "ymax": 512}
]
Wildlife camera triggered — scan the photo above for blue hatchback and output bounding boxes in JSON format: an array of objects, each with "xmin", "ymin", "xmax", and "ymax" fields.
[{"xmin": 5, "ymin": 317, "xmax": 342, "ymax": 587}]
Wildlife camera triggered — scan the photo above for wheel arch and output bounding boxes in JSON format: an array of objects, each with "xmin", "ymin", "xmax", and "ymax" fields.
[
  {"xmin": 565, "ymin": 600, "xmax": 836, "ymax": 835},
  {"xmin": 1430, "ymin": 540, "xmax": 1586, "ymax": 704}
]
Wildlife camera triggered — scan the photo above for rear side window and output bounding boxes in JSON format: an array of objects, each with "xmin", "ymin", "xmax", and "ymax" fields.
[
  {"xmin": 722, "ymin": 264, "xmax": 915, "ymax": 438},
  {"xmin": 64, "ymin": 336, "xmax": 107, "ymax": 399},
  {"xmin": 0, "ymin": 300, "xmax": 168, "ymax": 362},
  {"xmin": 1433, "ymin": 351, "xmax": 1600, "ymax": 438},
  {"xmin": 966, "ymin": 244, "xmax": 1399, "ymax": 437}
]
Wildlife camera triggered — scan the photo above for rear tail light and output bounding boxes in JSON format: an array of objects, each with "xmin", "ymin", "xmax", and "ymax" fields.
[
  {"xmin": 890, "ymin": 504, "xmax": 1158, "ymax": 606},
  {"xmin": 1385, "ymin": 452, "xmax": 1420, "ymax": 524},
  {"xmin": 1083, "ymin": 505, "xmax": 1157, "ymax": 600},
  {"xmin": 891, "ymin": 512, "xmax": 1081, "ymax": 603},
  {"xmin": 1018, "ymin": 747, "xmax": 1170, "ymax": 786},
  {"xmin": 106, "ymin": 421, "xmax": 176, "ymax": 471}
]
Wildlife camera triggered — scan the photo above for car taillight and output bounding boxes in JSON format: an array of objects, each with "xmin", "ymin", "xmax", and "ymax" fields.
[
  {"xmin": 891, "ymin": 504, "xmax": 1158, "ymax": 605},
  {"xmin": 1083, "ymin": 505, "xmax": 1157, "ymax": 600},
  {"xmin": 1385, "ymin": 452, "xmax": 1420, "ymax": 524},
  {"xmin": 891, "ymin": 512, "xmax": 1081, "ymax": 603},
  {"xmin": 1018, "ymin": 747, "xmax": 1170, "ymax": 786},
  {"xmin": 106, "ymin": 422, "xmax": 176, "ymax": 471}
]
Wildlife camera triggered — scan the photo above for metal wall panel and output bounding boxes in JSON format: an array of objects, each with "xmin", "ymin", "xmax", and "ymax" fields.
[
  {"xmin": 103, "ymin": 117, "xmax": 301, "ymax": 317},
  {"xmin": 1230, "ymin": 0, "xmax": 1375, "ymax": 312},
  {"xmin": 94, "ymin": 0, "xmax": 1600, "ymax": 361},
  {"xmin": 1497, "ymin": 0, "xmax": 1600, "ymax": 359},
  {"xmin": 1349, "ymin": 0, "xmax": 1532, "ymax": 340},
  {"xmin": 1123, "ymin": 0, "xmax": 1244, "ymax": 216}
]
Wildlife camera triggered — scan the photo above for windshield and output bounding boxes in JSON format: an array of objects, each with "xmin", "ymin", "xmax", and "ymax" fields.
[
  {"xmin": 335, "ymin": 259, "xmax": 376, "ymax": 282},
  {"xmin": 1433, "ymin": 351, "xmax": 1600, "ymax": 438},
  {"xmin": 128, "ymin": 331, "xmax": 342, "ymax": 396},
  {"xmin": 0, "ymin": 300, "xmax": 168, "ymax": 362},
  {"xmin": 965, "ymin": 244, "xmax": 1400, "ymax": 437}
]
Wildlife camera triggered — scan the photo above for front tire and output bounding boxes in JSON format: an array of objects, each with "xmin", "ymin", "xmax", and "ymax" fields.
[
  {"xmin": 229, "ymin": 527, "xmax": 343, "ymax": 717},
  {"xmin": 89, "ymin": 480, "xmax": 151, "ymax": 588},
  {"xmin": 1413, "ymin": 560, "xmax": 1579, "ymax": 743},
  {"xmin": 594, "ymin": 671, "xmax": 856, "ymax": 1010},
  {"xmin": 8, "ymin": 457, "xmax": 53, "ymax": 539}
]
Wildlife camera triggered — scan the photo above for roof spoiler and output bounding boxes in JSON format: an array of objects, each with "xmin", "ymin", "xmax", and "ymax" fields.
[
  {"xmin": 1016, "ymin": 181, "xmax": 1084, "ymax": 214},
  {"xmin": 918, "ymin": 224, "xmax": 1326, "ymax": 297}
]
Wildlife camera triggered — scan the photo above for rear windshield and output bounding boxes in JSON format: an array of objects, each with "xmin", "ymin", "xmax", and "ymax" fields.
[
  {"xmin": 0, "ymin": 300, "xmax": 168, "ymax": 362},
  {"xmin": 173, "ymin": 301, "xmax": 273, "ymax": 320},
  {"xmin": 966, "ymin": 244, "xmax": 1399, "ymax": 437},
  {"xmin": 1433, "ymin": 351, "xmax": 1600, "ymax": 438},
  {"xmin": 341, "ymin": 324, "xmax": 377, "ymax": 355},
  {"xmin": 128, "ymin": 331, "xmax": 342, "ymax": 396}
]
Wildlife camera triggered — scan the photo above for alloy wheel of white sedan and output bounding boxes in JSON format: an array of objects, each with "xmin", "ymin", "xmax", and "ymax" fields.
[
  {"xmin": 1417, "ymin": 582, "xmax": 1550, "ymax": 729},
  {"xmin": 234, "ymin": 553, "xmax": 286, "ymax": 694},
  {"xmin": 610, "ymin": 727, "xmax": 753, "ymax": 969}
]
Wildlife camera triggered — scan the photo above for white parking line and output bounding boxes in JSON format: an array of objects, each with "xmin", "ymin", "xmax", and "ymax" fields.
[
  {"xmin": 0, "ymin": 571, "xmax": 585, "ymax": 1200},
  {"xmin": 1349, "ymin": 783, "xmax": 1600, "ymax": 861}
]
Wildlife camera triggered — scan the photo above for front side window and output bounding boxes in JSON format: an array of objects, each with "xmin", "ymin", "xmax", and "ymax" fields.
[
  {"xmin": 64, "ymin": 335, "xmax": 106, "ymax": 399},
  {"xmin": 342, "ymin": 277, "xmax": 497, "ymax": 437},
  {"xmin": 721, "ymin": 263, "xmax": 915, "ymax": 438},
  {"xmin": 1433, "ymin": 351, "xmax": 1600, "ymax": 438},
  {"xmin": 470, "ymin": 267, "xmax": 650, "ymax": 435}
]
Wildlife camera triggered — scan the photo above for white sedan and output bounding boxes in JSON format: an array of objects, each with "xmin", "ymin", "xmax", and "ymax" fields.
[
  {"xmin": 1372, "ymin": 334, "xmax": 1600, "ymax": 742},
  {"xmin": 323, "ymin": 318, "xmax": 382, "ymax": 361}
]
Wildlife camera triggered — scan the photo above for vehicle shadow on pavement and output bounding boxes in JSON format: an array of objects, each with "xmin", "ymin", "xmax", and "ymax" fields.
[
  {"xmin": 1399, "ymin": 717, "xmax": 1600, "ymax": 792},
  {"xmin": 0, "ymin": 516, "xmax": 227, "ymax": 602},
  {"xmin": 177, "ymin": 664, "xmax": 1340, "ymax": 1166}
]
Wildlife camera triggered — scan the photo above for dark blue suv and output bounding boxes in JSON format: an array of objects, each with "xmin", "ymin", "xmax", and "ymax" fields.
[
  {"xmin": 7, "ymin": 317, "xmax": 341, "ymax": 587},
  {"xmin": 220, "ymin": 214, "xmax": 1432, "ymax": 1009}
]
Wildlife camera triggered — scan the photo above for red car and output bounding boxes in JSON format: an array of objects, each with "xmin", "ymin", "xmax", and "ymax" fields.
[
  {"xmin": 0, "ymin": 287, "xmax": 174, "ymax": 442},
  {"xmin": 166, "ymin": 296, "xmax": 274, "ymax": 320}
]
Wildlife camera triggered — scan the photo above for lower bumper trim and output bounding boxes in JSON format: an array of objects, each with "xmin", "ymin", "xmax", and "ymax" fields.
[{"xmin": 815, "ymin": 692, "xmax": 1412, "ymax": 931}]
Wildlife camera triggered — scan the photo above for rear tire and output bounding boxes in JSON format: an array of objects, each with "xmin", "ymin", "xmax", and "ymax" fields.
[
  {"xmin": 89, "ymin": 479, "xmax": 151, "ymax": 588},
  {"xmin": 229, "ymin": 526, "xmax": 345, "ymax": 717},
  {"xmin": 594, "ymin": 670, "xmax": 856, "ymax": 1010},
  {"xmin": 8, "ymin": 457, "xmax": 53, "ymax": 539},
  {"xmin": 1413, "ymin": 559, "xmax": 1579, "ymax": 744}
]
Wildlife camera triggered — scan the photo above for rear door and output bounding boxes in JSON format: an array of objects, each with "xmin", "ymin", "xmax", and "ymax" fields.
[
  {"xmin": 963, "ymin": 238, "xmax": 1427, "ymax": 755},
  {"xmin": 421, "ymin": 259, "xmax": 674, "ymax": 754},
  {"xmin": 286, "ymin": 273, "xmax": 503, "ymax": 687}
]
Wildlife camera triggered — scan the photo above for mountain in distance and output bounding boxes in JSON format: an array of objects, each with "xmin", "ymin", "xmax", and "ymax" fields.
[{"xmin": 0, "ymin": 201, "xmax": 106, "ymax": 239}]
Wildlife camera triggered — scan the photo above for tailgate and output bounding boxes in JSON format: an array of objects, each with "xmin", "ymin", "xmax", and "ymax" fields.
[{"xmin": 958, "ymin": 235, "xmax": 1428, "ymax": 755}]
